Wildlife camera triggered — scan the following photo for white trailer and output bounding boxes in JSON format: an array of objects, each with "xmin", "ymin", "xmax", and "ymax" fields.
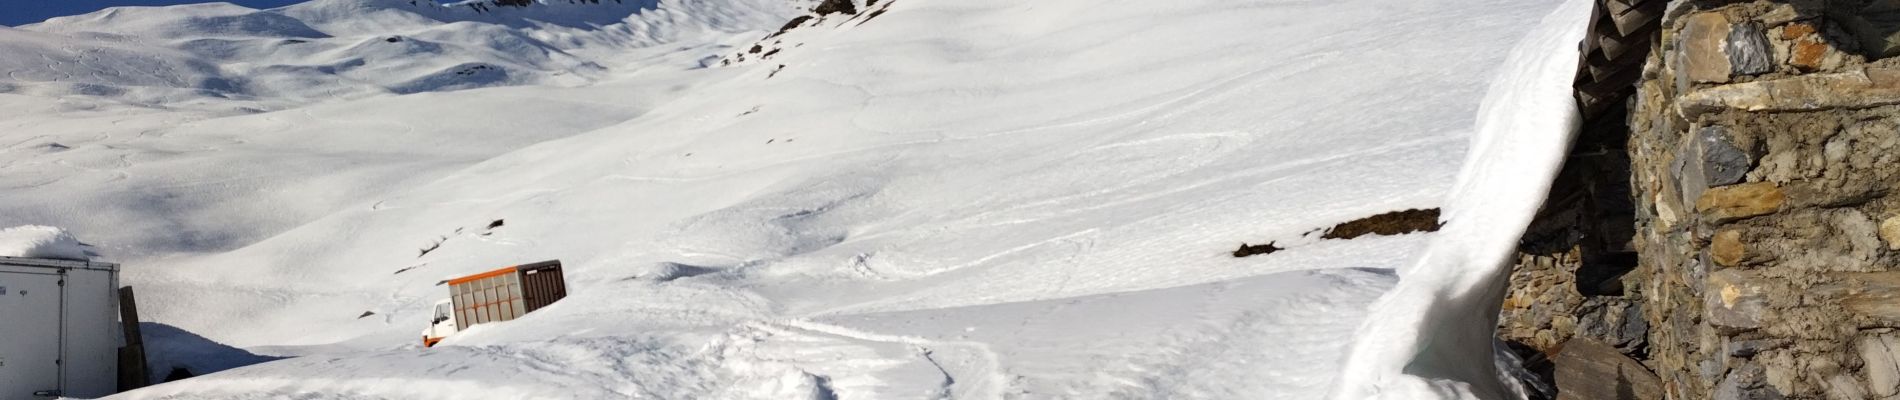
[{"xmin": 0, "ymin": 256, "xmax": 122, "ymax": 399}]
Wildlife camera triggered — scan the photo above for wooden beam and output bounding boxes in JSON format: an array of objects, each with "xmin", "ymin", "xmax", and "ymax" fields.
[{"xmin": 117, "ymin": 286, "xmax": 150, "ymax": 391}]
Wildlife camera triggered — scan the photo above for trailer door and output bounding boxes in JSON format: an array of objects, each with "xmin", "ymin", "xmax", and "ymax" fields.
[{"xmin": 0, "ymin": 271, "xmax": 64, "ymax": 398}]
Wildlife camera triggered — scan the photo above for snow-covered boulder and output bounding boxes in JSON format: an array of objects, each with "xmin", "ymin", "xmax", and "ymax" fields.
[{"xmin": 0, "ymin": 225, "xmax": 92, "ymax": 261}]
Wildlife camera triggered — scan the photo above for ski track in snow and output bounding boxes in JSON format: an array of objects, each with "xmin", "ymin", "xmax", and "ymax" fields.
[
  {"xmin": 756, "ymin": 319, "xmax": 1006, "ymax": 399},
  {"xmin": 0, "ymin": 0, "xmax": 1578, "ymax": 398}
]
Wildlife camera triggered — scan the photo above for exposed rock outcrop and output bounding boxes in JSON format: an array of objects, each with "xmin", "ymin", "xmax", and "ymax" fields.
[{"xmin": 722, "ymin": 0, "xmax": 893, "ymax": 67}]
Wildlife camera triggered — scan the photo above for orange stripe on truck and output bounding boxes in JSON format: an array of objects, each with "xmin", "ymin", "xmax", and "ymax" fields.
[{"xmin": 446, "ymin": 266, "xmax": 518, "ymax": 285}]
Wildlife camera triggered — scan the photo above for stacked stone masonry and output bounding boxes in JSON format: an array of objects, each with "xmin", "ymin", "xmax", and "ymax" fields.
[{"xmin": 1630, "ymin": 1, "xmax": 1900, "ymax": 399}]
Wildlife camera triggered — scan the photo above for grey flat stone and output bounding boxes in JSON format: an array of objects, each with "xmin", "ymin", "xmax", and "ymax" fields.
[{"xmin": 1727, "ymin": 22, "xmax": 1774, "ymax": 76}]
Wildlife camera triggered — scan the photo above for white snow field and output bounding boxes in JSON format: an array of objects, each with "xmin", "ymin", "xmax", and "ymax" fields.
[{"xmin": 0, "ymin": 0, "xmax": 1578, "ymax": 398}]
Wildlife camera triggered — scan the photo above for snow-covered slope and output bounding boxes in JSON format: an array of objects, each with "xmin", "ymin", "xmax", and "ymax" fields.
[
  {"xmin": 0, "ymin": 0, "xmax": 1573, "ymax": 398},
  {"xmin": 1331, "ymin": 1, "xmax": 1591, "ymax": 398}
]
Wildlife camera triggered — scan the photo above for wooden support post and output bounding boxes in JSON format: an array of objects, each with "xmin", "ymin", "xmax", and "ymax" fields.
[{"xmin": 117, "ymin": 286, "xmax": 150, "ymax": 391}]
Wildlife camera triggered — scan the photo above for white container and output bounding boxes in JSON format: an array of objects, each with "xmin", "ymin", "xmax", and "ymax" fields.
[{"xmin": 0, "ymin": 256, "xmax": 122, "ymax": 399}]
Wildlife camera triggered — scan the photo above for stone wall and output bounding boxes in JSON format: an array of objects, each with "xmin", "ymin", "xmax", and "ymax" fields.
[{"xmin": 1630, "ymin": 1, "xmax": 1900, "ymax": 398}]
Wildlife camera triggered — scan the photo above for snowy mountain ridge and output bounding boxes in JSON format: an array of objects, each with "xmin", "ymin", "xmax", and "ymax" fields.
[
  {"xmin": 2, "ymin": 0, "xmax": 798, "ymax": 109},
  {"xmin": 0, "ymin": 0, "xmax": 1581, "ymax": 398}
]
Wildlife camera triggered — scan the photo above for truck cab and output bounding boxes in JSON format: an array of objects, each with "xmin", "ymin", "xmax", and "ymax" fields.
[{"xmin": 421, "ymin": 299, "xmax": 457, "ymax": 347}]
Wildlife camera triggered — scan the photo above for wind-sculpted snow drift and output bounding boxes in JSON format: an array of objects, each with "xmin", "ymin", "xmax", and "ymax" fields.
[
  {"xmin": 0, "ymin": 225, "xmax": 92, "ymax": 260},
  {"xmin": 1330, "ymin": 0, "xmax": 1591, "ymax": 398},
  {"xmin": 0, "ymin": 0, "xmax": 1579, "ymax": 398}
]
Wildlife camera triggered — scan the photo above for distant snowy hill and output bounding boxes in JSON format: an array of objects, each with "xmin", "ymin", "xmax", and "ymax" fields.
[
  {"xmin": 3, "ymin": 0, "xmax": 793, "ymax": 107},
  {"xmin": 0, "ymin": 0, "xmax": 1573, "ymax": 398}
]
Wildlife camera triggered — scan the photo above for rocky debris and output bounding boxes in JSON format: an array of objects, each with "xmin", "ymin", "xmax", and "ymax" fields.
[
  {"xmin": 452, "ymin": 64, "xmax": 495, "ymax": 76},
  {"xmin": 418, "ymin": 237, "xmax": 445, "ymax": 257},
  {"xmin": 768, "ymin": 16, "xmax": 815, "ymax": 40},
  {"xmin": 1320, "ymin": 208, "xmax": 1442, "ymax": 240},
  {"xmin": 1552, "ymin": 338, "xmax": 1663, "ymax": 400},
  {"xmin": 1230, "ymin": 241, "xmax": 1282, "ymax": 258},
  {"xmin": 1500, "ymin": 249, "xmax": 1648, "ymax": 356},
  {"xmin": 859, "ymin": 7, "xmax": 890, "ymax": 24},
  {"xmin": 812, "ymin": 0, "xmax": 857, "ymax": 16},
  {"xmin": 1504, "ymin": 0, "xmax": 1656, "ymax": 363},
  {"xmin": 456, "ymin": 0, "xmax": 612, "ymax": 13},
  {"xmin": 727, "ymin": 0, "xmax": 895, "ymax": 66},
  {"xmin": 1502, "ymin": 250, "xmax": 1587, "ymax": 353},
  {"xmin": 1231, "ymin": 208, "xmax": 1440, "ymax": 259},
  {"xmin": 1575, "ymin": 297, "xmax": 1647, "ymax": 353},
  {"xmin": 1714, "ymin": 363, "xmax": 1784, "ymax": 400}
]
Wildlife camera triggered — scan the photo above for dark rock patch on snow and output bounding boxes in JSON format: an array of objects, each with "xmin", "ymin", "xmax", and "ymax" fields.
[
  {"xmin": 1232, "ymin": 241, "xmax": 1283, "ymax": 258},
  {"xmin": 813, "ymin": 0, "xmax": 858, "ymax": 16},
  {"xmin": 390, "ymin": 63, "xmax": 511, "ymax": 94},
  {"xmin": 769, "ymin": 16, "xmax": 815, "ymax": 40},
  {"xmin": 1321, "ymin": 208, "xmax": 1443, "ymax": 240},
  {"xmin": 1230, "ymin": 208, "xmax": 1441, "ymax": 259}
]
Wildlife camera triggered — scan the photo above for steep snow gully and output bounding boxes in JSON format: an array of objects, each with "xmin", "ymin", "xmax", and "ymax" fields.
[{"xmin": 0, "ymin": 0, "xmax": 1590, "ymax": 398}]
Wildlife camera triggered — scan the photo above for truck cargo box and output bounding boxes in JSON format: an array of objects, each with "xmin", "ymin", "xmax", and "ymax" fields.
[
  {"xmin": 0, "ymin": 256, "xmax": 122, "ymax": 399},
  {"xmin": 445, "ymin": 260, "xmax": 566, "ymax": 331}
]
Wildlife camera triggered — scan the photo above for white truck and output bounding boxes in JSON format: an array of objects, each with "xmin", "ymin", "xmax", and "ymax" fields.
[
  {"xmin": 0, "ymin": 256, "xmax": 123, "ymax": 398},
  {"xmin": 422, "ymin": 260, "xmax": 566, "ymax": 347}
]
